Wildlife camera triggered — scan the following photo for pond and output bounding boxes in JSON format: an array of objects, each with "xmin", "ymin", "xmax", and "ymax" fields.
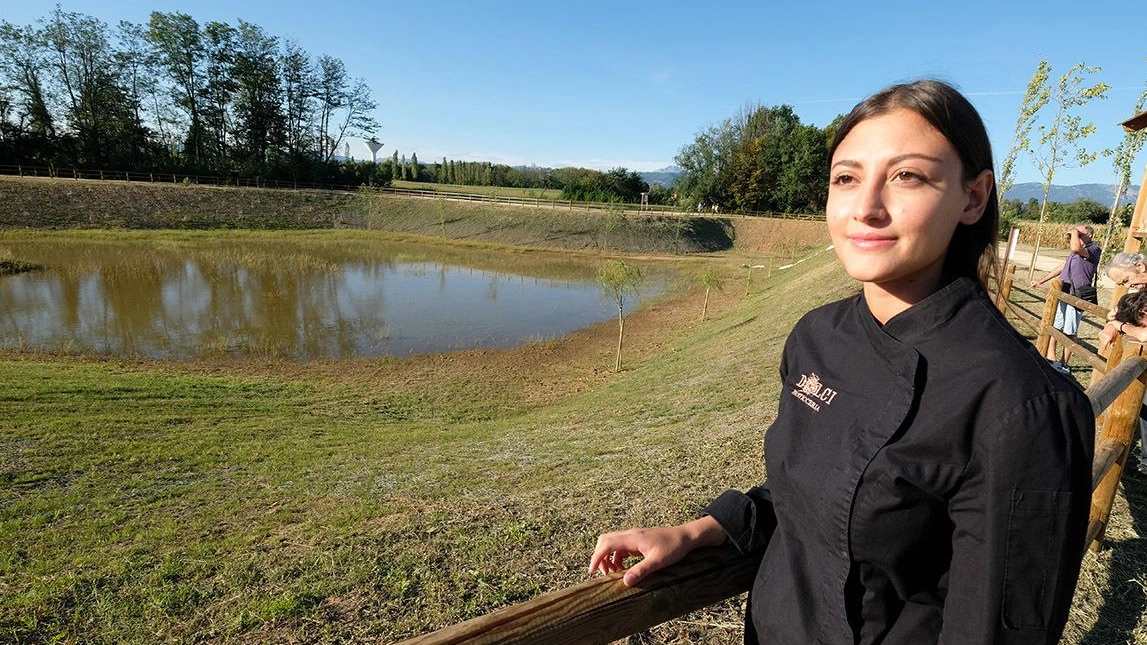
[{"xmin": 0, "ymin": 233, "xmax": 662, "ymax": 360}]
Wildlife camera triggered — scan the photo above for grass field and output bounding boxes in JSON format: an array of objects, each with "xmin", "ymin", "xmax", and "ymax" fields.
[
  {"xmin": 391, "ymin": 180, "xmax": 562, "ymax": 201},
  {"xmin": 1, "ymin": 220, "xmax": 1145, "ymax": 643},
  {"xmin": 0, "ymin": 235, "xmax": 831, "ymax": 644}
]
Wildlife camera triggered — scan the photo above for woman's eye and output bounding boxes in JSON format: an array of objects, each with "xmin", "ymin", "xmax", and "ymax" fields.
[
  {"xmin": 831, "ymin": 174, "xmax": 855, "ymax": 186},
  {"xmin": 894, "ymin": 170, "xmax": 923, "ymax": 182}
]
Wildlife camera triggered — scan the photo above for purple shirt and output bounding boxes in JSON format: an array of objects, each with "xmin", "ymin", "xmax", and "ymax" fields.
[{"xmin": 1059, "ymin": 241, "xmax": 1100, "ymax": 289}]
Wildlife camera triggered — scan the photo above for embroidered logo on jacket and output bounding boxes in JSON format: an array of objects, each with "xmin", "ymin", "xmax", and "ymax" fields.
[{"xmin": 791, "ymin": 372, "xmax": 838, "ymax": 411}]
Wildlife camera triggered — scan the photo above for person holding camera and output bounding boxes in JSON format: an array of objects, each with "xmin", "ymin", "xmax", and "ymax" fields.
[{"xmin": 1030, "ymin": 224, "xmax": 1101, "ymax": 373}]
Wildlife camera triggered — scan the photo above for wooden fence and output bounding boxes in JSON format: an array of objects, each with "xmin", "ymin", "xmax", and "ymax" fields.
[{"xmin": 393, "ymin": 274, "xmax": 1147, "ymax": 645}]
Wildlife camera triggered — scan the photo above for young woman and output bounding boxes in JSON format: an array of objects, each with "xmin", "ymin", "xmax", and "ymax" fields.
[
  {"xmin": 1098, "ymin": 281, "xmax": 1147, "ymax": 477},
  {"xmin": 590, "ymin": 80, "xmax": 1094, "ymax": 645}
]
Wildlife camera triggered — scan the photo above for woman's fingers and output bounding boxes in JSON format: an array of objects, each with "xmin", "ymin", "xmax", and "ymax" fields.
[{"xmin": 589, "ymin": 532, "xmax": 636, "ymax": 575}]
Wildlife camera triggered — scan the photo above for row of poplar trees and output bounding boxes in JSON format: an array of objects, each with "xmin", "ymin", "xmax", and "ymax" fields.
[{"xmin": 0, "ymin": 8, "xmax": 378, "ymax": 184}]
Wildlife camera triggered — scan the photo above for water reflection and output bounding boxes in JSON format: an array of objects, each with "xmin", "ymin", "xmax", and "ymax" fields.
[{"xmin": 0, "ymin": 235, "xmax": 655, "ymax": 359}]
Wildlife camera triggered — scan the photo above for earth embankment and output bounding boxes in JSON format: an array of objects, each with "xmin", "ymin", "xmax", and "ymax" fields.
[{"xmin": 0, "ymin": 176, "xmax": 828, "ymax": 255}]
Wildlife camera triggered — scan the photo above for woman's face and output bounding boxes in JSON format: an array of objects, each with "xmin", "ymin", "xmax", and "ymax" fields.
[
  {"xmin": 827, "ymin": 109, "xmax": 991, "ymax": 302},
  {"xmin": 1108, "ymin": 262, "xmax": 1147, "ymax": 287}
]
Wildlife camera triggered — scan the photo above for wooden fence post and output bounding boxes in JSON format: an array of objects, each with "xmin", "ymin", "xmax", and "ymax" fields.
[
  {"xmin": 995, "ymin": 263, "xmax": 1016, "ymax": 312},
  {"xmin": 1035, "ymin": 279, "xmax": 1062, "ymax": 359},
  {"xmin": 1087, "ymin": 342, "xmax": 1146, "ymax": 552}
]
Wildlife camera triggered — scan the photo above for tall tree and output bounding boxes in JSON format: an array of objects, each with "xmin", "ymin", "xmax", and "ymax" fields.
[
  {"xmin": 314, "ymin": 54, "xmax": 345, "ymax": 162},
  {"xmin": 199, "ymin": 20, "xmax": 236, "ymax": 166},
  {"xmin": 280, "ymin": 39, "xmax": 315, "ymax": 166},
  {"xmin": 998, "ymin": 61, "xmax": 1051, "ymax": 202},
  {"xmin": 675, "ymin": 120, "xmax": 735, "ymax": 210},
  {"xmin": 0, "ymin": 20, "xmax": 55, "ymax": 141},
  {"xmin": 775, "ymin": 122, "xmax": 830, "ymax": 213},
  {"xmin": 43, "ymin": 8, "xmax": 106, "ymax": 162},
  {"xmin": 674, "ymin": 103, "xmax": 829, "ymax": 214},
  {"xmin": 39, "ymin": 8, "xmax": 141, "ymax": 167},
  {"xmin": 1027, "ymin": 63, "xmax": 1110, "ymax": 281},
  {"xmin": 726, "ymin": 104, "xmax": 800, "ymax": 212},
  {"xmin": 146, "ymin": 11, "xmax": 207, "ymax": 164},
  {"xmin": 313, "ymin": 55, "xmax": 376, "ymax": 163},
  {"xmin": 231, "ymin": 20, "xmax": 281, "ymax": 171},
  {"xmin": 114, "ymin": 20, "xmax": 163, "ymax": 164}
]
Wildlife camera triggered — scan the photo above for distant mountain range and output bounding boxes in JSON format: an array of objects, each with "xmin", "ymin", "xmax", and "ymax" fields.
[
  {"xmin": 1002, "ymin": 182, "xmax": 1139, "ymax": 205},
  {"xmin": 636, "ymin": 168, "xmax": 1140, "ymax": 206},
  {"xmin": 638, "ymin": 166, "xmax": 683, "ymax": 188}
]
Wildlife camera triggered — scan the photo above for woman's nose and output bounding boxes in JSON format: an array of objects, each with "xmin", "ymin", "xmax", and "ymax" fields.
[{"xmin": 852, "ymin": 184, "xmax": 886, "ymax": 222}]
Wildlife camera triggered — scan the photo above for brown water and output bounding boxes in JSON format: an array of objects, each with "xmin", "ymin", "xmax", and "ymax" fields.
[{"xmin": 0, "ymin": 234, "xmax": 657, "ymax": 359}]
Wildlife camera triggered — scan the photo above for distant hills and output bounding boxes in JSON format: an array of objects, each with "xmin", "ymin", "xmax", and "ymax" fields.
[
  {"xmin": 638, "ymin": 166, "xmax": 682, "ymax": 188},
  {"xmin": 636, "ymin": 168, "xmax": 1140, "ymax": 207},
  {"xmin": 1003, "ymin": 182, "xmax": 1139, "ymax": 205}
]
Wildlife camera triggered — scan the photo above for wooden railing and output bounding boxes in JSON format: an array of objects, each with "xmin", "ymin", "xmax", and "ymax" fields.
[
  {"xmin": 395, "ymin": 279, "xmax": 1146, "ymax": 645},
  {"xmin": 397, "ymin": 545, "xmax": 758, "ymax": 645}
]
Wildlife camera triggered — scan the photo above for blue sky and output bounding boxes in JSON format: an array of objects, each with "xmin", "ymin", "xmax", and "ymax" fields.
[{"xmin": 3, "ymin": 0, "xmax": 1145, "ymax": 187}]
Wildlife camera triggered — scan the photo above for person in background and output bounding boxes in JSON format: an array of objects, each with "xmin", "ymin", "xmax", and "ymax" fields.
[
  {"xmin": 590, "ymin": 79, "xmax": 1094, "ymax": 645},
  {"xmin": 1030, "ymin": 224, "xmax": 1101, "ymax": 374},
  {"xmin": 1097, "ymin": 284, "xmax": 1147, "ymax": 476},
  {"xmin": 1104, "ymin": 251, "xmax": 1147, "ymax": 289}
]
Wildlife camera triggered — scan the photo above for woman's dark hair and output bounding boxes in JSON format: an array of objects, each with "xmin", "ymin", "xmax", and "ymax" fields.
[
  {"xmin": 829, "ymin": 79, "xmax": 1000, "ymax": 288},
  {"xmin": 1113, "ymin": 289, "xmax": 1147, "ymax": 324}
]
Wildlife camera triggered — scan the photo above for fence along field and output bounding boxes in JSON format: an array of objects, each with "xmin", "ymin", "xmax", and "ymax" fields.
[{"xmin": 0, "ymin": 164, "xmax": 825, "ymax": 220}]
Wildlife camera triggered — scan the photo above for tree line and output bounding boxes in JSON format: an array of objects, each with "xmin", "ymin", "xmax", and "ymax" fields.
[
  {"xmin": 0, "ymin": 8, "xmax": 837, "ymax": 212},
  {"xmin": 6, "ymin": 9, "xmax": 1141, "ymax": 218},
  {"xmin": 672, "ymin": 104, "xmax": 839, "ymax": 215},
  {"xmin": 383, "ymin": 154, "xmax": 656, "ymax": 204},
  {"xmin": 0, "ymin": 8, "xmax": 377, "ymax": 185}
]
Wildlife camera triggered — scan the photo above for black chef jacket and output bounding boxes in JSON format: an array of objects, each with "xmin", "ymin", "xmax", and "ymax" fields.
[{"xmin": 704, "ymin": 277, "xmax": 1094, "ymax": 645}]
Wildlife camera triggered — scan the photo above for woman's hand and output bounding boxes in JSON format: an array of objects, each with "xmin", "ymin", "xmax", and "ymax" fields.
[
  {"xmin": 588, "ymin": 516, "xmax": 726, "ymax": 587},
  {"xmin": 1099, "ymin": 321, "xmax": 1121, "ymax": 351}
]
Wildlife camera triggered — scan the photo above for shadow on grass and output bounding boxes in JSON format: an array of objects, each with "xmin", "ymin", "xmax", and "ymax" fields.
[{"xmin": 1080, "ymin": 465, "xmax": 1147, "ymax": 645}]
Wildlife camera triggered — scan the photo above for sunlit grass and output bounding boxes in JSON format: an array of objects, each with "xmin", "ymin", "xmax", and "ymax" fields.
[
  {"xmin": 1, "ymin": 220, "xmax": 1141, "ymax": 643},
  {"xmin": 391, "ymin": 180, "xmax": 562, "ymax": 201}
]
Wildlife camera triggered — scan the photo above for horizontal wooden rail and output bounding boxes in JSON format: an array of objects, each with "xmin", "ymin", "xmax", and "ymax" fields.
[
  {"xmin": 396, "ymin": 345, "xmax": 1147, "ymax": 645},
  {"xmin": 395, "ymin": 545, "xmax": 759, "ymax": 645},
  {"xmin": 1045, "ymin": 326, "xmax": 1108, "ymax": 372},
  {"xmin": 1085, "ymin": 356, "xmax": 1147, "ymax": 414},
  {"xmin": 1092, "ymin": 440, "xmax": 1126, "ymax": 490}
]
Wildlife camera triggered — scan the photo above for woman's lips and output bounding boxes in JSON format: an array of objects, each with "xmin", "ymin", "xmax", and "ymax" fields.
[{"xmin": 849, "ymin": 234, "xmax": 895, "ymax": 250}]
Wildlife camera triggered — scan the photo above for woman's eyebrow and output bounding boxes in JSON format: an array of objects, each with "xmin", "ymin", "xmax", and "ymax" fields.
[{"xmin": 831, "ymin": 152, "xmax": 945, "ymax": 170}]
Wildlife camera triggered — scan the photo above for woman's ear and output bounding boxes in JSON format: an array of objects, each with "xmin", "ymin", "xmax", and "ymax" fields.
[{"xmin": 959, "ymin": 169, "xmax": 993, "ymax": 226}]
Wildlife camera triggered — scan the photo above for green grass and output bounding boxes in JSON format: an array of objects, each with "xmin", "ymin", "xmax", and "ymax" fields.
[
  {"xmin": 346, "ymin": 191, "xmax": 734, "ymax": 253},
  {"xmin": 1, "ymin": 242, "xmax": 1144, "ymax": 644},
  {"xmin": 391, "ymin": 180, "xmax": 562, "ymax": 201}
]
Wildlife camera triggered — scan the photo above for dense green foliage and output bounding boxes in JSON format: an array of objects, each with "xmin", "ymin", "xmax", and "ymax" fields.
[
  {"xmin": 1000, "ymin": 197, "xmax": 1130, "ymax": 226},
  {"xmin": 0, "ymin": 8, "xmax": 377, "ymax": 185},
  {"xmin": 673, "ymin": 104, "xmax": 840, "ymax": 215}
]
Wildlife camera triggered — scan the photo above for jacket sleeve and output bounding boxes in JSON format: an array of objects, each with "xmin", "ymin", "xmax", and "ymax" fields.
[
  {"xmin": 701, "ymin": 484, "xmax": 777, "ymax": 555},
  {"xmin": 939, "ymin": 391, "xmax": 1094, "ymax": 645}
]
